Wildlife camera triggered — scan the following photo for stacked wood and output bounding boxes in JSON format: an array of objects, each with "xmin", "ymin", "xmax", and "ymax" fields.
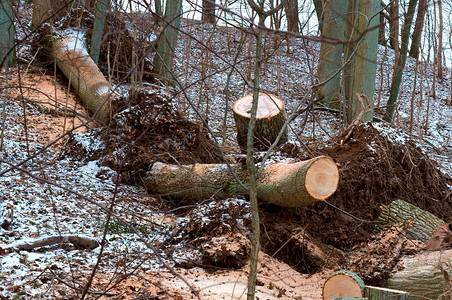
[
  {"xmin": 143, "ymin": 156, "xmax": 339, "ymax": 207},
  {"xmin": 377, "ymin": 199, "xmax": 445, "ymax": 242},
  {"xmin": 386, "ymin": 249, "xmax": 452, "ymax": 299},
  {"xmin": 233, "ymin": 93, "xmax": 287, "ymax": 152},
  {"xmin": 52, "ymin": 31, "xmax": 115, "ymax": 124},
  {"xmin": 323, "ymin": 270, "xmax": 365, "ymax": 300},
  {"xmin": 364, "ymin": 286, "xmax": 409, "ymax": 300}
]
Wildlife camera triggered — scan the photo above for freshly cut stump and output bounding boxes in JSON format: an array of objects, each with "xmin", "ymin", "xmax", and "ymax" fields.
[
  {"xmin": 233, "ymin": 93, "xmax": 287, "ymax": 152},
  {"xmin": 144, "ymin": 156, "xmax": 339, "ymax": 207},
  {"xmin": 323, "ymin": 270, "xmax": 365, "ymax": 300}
]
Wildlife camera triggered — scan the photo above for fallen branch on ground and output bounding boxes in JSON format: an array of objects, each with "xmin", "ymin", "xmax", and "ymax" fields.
[{"xmin": 2, "ymin": 235, "xmax": 99, "ymax": 253}]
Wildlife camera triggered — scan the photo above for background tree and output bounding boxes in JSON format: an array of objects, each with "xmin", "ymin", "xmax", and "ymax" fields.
[
  {"xmin": 436, "ymin": 0, "xmax": 443, "ymax": 81},
  {"xmin": 284, "ymin": 0, "xmax": 299, "ymax": 32},
  {"xmin": 0, "ymin": 0, "xmax": 15, "ymax": 68},
  {"xmin": 90, "ymin": 0, "xmax": 108, "ymax": 65},
  {"xmin": 409, "ymin": 0, "xmax": 428, "ymax": 59},
  {"xmin": 154, "ymin": 0, "xmax": 182, "ymax": 86},
  {"xmin": 202, "ymin": 0, "xmax": 216, "ymax": 24},
  {"xmin": 384, "ymin": 0, "xmax": 418, "ymax": 122},
  {"xmin": 343, "ymin": 0, "xmax": 380, "ymax": 124}
]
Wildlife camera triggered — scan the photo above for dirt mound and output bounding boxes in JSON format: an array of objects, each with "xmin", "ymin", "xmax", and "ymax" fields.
[
  {"xmin": 291, "ymin": 124, "xmax": 452, "ymax": 248},
  {"xmin": 102, "ymin": 89, "xmax": 223, "ymax": 182}
]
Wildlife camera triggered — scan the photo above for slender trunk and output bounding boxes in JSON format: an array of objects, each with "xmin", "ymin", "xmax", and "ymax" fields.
[
  {"xmin": 343, "ymin": 0, "xmax": 380, "ymax": 124},
  {"xmin": 202, "ymin": 0, "xmax": 216, "ymax": 24},
  {"xmin": 90, "ymin": 0, "xmax": 108, "ymax": 65},
  {"xmin": 0, "ymin": 0, "xmax": 15, "ymax": 68},
  {"xmin": 153, "ymin": 0, "xmax": 182, "ymax": 86},
  {"xmin": 315, "ymin": 0, "xmax": 348, "ymax": 107},
  {"xmin": 437, "ymin": 0, "xmax": 443, "ymax": 81},
  {"xmin": 383, "ymin": 0, "xmax": 418, "ymax": 122},
  {"xmin": 409, "ymin": 0, "xmax": 427, "ymax": 59},
  {"xmin": 388, "ymin": 0, "xmax": 399, "ymax": 61},
  {"xmin": 284, "ymin": 0, "xmax": 299, "ymax": 32},
  {"xmin": 313, "ymin": 0, "xmax": 324, "ymax": 33}
]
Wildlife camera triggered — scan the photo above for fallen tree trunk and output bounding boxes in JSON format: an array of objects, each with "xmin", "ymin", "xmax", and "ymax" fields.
[
  {"xmin": 385, "ymin": 249, "xmax": 452, "ymax": 299},
  {"xmin": 3, "ymin": 234, "xmax": 100, "ymax": 253},
  {"xmin": 377, "ymin": 199, "xmax": 445, "ymax": 242},
  {"xmin": 233, "ymin": 93, "xmax": 288, "ymax": 152},
  {"xmin": 52, "ymin": 31, "xmax": 115, "ymax": 124},
  {"xmin": 143, "ymin": 156, "xmax": 339, "ymax": 207}
]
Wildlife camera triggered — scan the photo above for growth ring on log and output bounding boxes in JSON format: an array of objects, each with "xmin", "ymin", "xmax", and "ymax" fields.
[
  {"xmin": 323, "ymin": 270, "xmax": 365, "ymax": 300},
  {"xmin": 233, "ymin": 93, "xmax": 288, "ymax": 152}
]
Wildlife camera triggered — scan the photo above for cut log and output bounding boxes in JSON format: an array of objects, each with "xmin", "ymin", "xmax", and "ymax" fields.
[
  {"xmin": 143, "ymin": 156, "xmax": 339, "ymax": 207},
  {"xmin": 52, "ymin": 31, "xmax": 115, "ymax": 124},
  {"xmin": 377, "ymin": 199, "xmax": 445, "ymax": 242},
  {"xmin": 3, "ymin": 234, "xmax": 100, "ymax": 253},
  {"xmin": 364, "ymin": 286, "xmax": 409, "ymax": 300},
  {"xmin": 385, "ymin": 249, "xmax": 452, "ymax": 299},
  {"xmin": 323, "ymin": 270, "xmax": 365, "ymax": 300},
  {"xmin": 233, "ymin": 93, "xmax": 288, "ymax": 152}
]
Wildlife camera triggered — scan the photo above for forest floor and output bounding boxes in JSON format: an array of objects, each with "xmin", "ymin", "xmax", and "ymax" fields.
[{"xmin": 0, "ymin": 7, "xmax": 452, "ymax": 300}]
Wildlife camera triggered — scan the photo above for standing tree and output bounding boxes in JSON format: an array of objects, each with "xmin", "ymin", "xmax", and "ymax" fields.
[
  {"xmin": 383, "ymin": 0, "xmax": 418, "ymax": 122},
  {"xmin": 0, "ymin": 0, "xmax": 15, "ymax": 68},
  {"xmin": 90, "ymin": 0, "xmax": 108, "ymax": 65},
  {"xmin": 153, "ymin": 0, "xmax": 182, "ymax": 86},
  {"xmin": 436, "ymin": 0, "xmax": 443, "ymax": 81},
  {"xmin": 313, "ymin": 0, "xmax": 324, "ymax": 33},
  {"xmin": 315, "ymin": 0, "xmax": 348, "ymax": 108},
  {"xmin": 284, "ymin": 0, "xmax": 299, "ymax": 32},
  {"xmin": 343, "ymin": 0, "xmax": 380, "ymax": 124},
  {"xmin": 202, "ymin": 0, "xmax": 216, "ymax": 24},
  {"xmin": 409, "ymin": 0, "xmax": 428, "ymax": 59},
  {"xmin": 388, "ymin": 0, "xmax": 399, "ymax": 61}
]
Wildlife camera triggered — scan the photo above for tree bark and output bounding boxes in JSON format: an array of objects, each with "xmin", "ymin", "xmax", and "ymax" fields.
[
  {"xmin": 383, "ymin": 0, "xmax": 418, "ymax": 122},
  {"xmin": 0, "ymin": 0, "xmax": 15, "ymax": 69},
  {"xmin": 323, "ymin": 270, "xmax": 365, "ymax": 299},
  {"xmin": 315, "ymin": 0, "xmax": 348, "ymax": 108},
  {"xmin": 143, "ymin": 156, "xmax": 339, "ymax": 207},
  {"xmin": 153, "ymin": 0, "xmax": 182, "ymax": 86},
  {"xmin": 284, "ymin": 0, "xmax": 299, "ymax": 32},
  {"xmin": 385, "ymin": 249, "xmax": 452, "ymax": 299},
  {"xmin": 52, "ymin": 32, "xmax": 114, "ymax": 124},
  {"xmin": 437, "ymin": 0, "xmax": 443, "ymax": 81},
  {"xmin": 388, "ymin": 0, "xmax": 399, "ymax": 60},
  {"xmin": 90, "ymin": 0, "xmax": 108, "ymax": 65},
  {"xmin": 313, "ymin": 0, "xmax": 324, "ymax": 33},
  {"xmin": 343, "ymin": 0, "xmax": 380, "ymax": 124},
  {"xmin": 233, "ymin": 93, "xmax": 288, "ymax": 152},
  {"xmin": 409, "ymin": 0, "xmax": 427, "ymax": 59},
  {"xmin": 377, "ymin": 199, "xmax": 445, "ymax": 243},
  {"xmin": 32, "ymin": 0, "xmax": 72, "ymax": 28},
  {"xmin": 202, "ymin": 0, "xmax": 215, "ymax": 24},
  {"xmin": 364, "ymin": 286, "xmax": 409, "ymax": 300}
]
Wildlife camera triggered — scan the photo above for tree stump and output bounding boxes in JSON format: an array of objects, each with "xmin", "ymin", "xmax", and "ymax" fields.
[
  {"xmin": 233, "ymin": 93, "xmax": 287, "ymax": 152},
  {"xmin": 143, "ymin": 156, "xmax": 339, "ymax": 207},
  {"xmin": 323, "ymin": 270, "xmax": 365, "ymax": 300}
]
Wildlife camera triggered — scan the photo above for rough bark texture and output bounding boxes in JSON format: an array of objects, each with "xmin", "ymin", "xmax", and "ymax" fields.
[
  {"xmin": 364, "ymin": 286, "xmax": 409, "ymax": 300},
  {"xmin": 0, "ymin": 0, "xmax": 15, "ymax": 68},
  {"xmin": 316, "ymin": 0, "xmax": 348, "ymax": 107},
  {"xmin": 343, "ymin": 0, "xmax": 380, "ymax": 124},
  {"xmin": 90, "ymin": 0, "xmax": 107, "ymax": 65},
  {"xmin": 377, "ymin": 199, "xmax": 445, "ymax": 243},
  {"xmin": 32, "ymin": 0, "xmax": 72, "ymax": 28},
  {"xmin": 143, "ymin": 156, "xmax": 339, "ymax": 207},
  {"xmin": 202, "ymin": 0, "xmax": 215, "ymax": 23},
  {"xmin": 386, "ymin": 249, "xmax": 452, "ymax": 299},
  {"xmin": 323, "ymin": 270, "xmax": 365, "ymax": 300},
  {"xmin": 52, "ymin": 32, "xmax": 114, "ymax": 124},
  {"xmin": 388, "ymin": 0, "xmax": 399, "ymax": 60},
  {"xmin": 233, "ymin": 93, "xmax": 288, "ymax": 152},
  {"xmin": 284, "ymin": 0, "xmax": 299, "ymax": 33}
]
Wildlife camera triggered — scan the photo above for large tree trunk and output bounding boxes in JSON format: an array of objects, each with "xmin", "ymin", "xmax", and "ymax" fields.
[
  {"xmin": 143, "ymin": 156, "xmax": 339, "ymax": 207},
  {"xmin": 388, "ymin": 0, "xmax": 399, "ymax": 60},
  {"xmin": 385, "ymin": 250, "xmax": 452, "ymax": 299},
  {"xmin": 90, "ymin": 0, "xmax": 108, "ymax": 65},
  {"xmin": 202, "ymin": 0, "xmax": 215, "ymax": 24},
  {"xmin": 0, "ymin": 0, "xmax": 15, "ymax": 68},
  {"xmin": 323, "ymin": 270, "xmax": 365, "ymax": 299},
  {"xmin": 52, "ymin": 32, "xmax": 114, "ymax": 124},
  {"xmin": 233, "ymin": 93, "xmax": 287, "ymax": 152},
  {"xmin": 409, "ymin": 0, "xmax": 427, "ymax": 59},
  {"xmin": 315, "ymin": 0, "xmax": 348, "ymax": 108},
  {"xmin": 383, "ymin": 0, "xmax": 418, "ymax": 122},
  {"xmin": 32, "ymin": 0, "xmax": 72, "ymax": 28},
  {"xmin": 343, "ymin": 0, "xmax": 380, "ymax": 124}
]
